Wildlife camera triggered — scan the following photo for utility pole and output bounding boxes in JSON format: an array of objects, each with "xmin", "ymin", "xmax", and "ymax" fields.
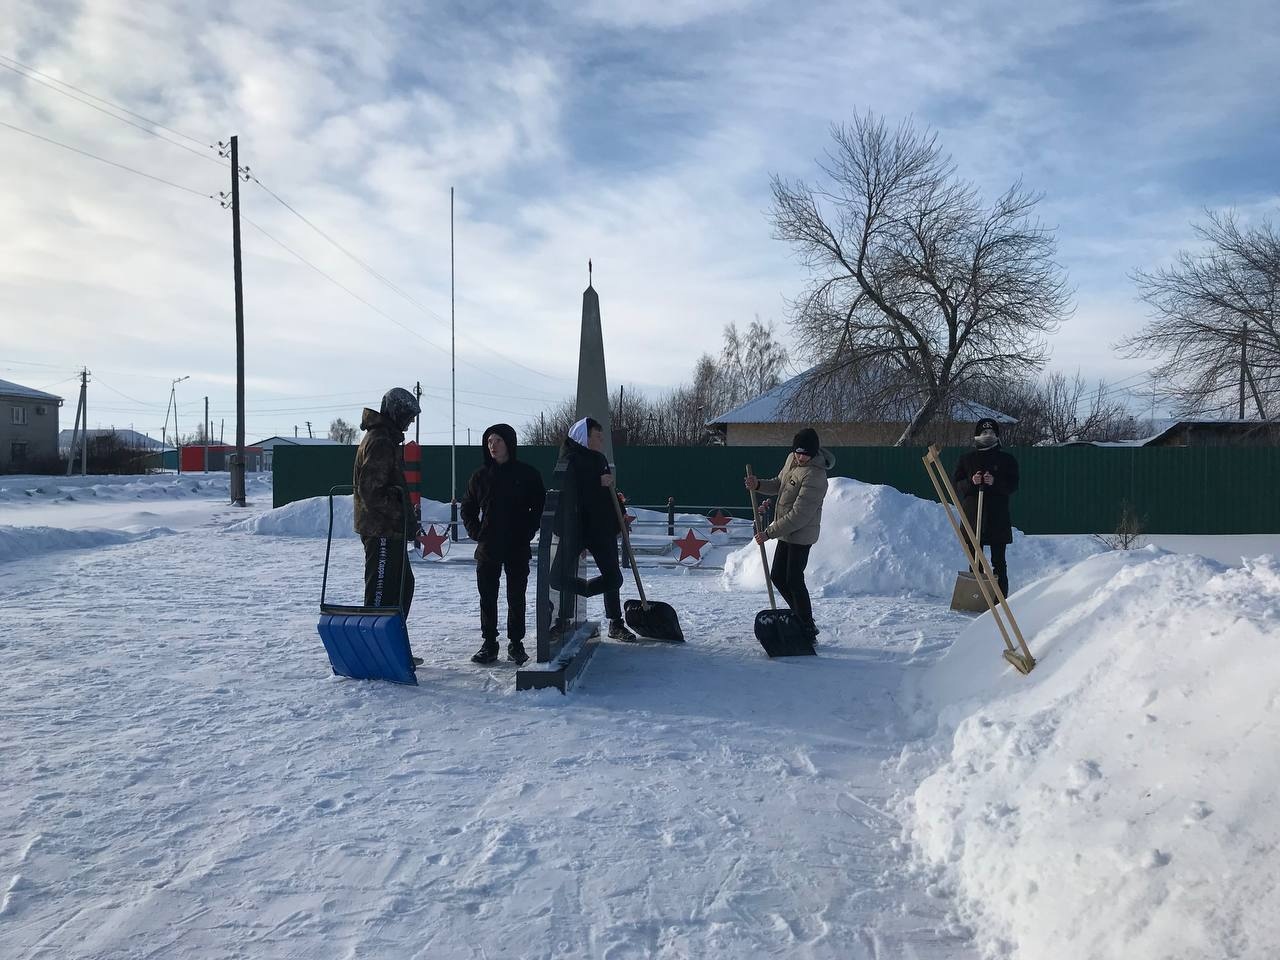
[
  {"xmin": 204, "ymin": 395, "xmax": 210, "ymax": 473},
  {"xmin": 66, "ymin": 367, "xmax": 89, "ymax": 476},
  {"xmin": 1239, "ymin": 321, "xmax": 1248, "ymax": 420},
  {"xmin": 220, "ymin": 135, "xmax": 249, "ymax": 506},
  {"xmin": 414, "ymin": 381, "xmax": 422, "ymax": 446},
  {"xmin": 168, "ymin": 375, "xmax": 189, "ymax": 474},
  {"xmin": 294, "ymin": 425, "xmax": 298, "ymax": 438},
  {"xmin": 450, "ymin": 186, "xmax": 458, "ymax": 541},
  {"xmin": 305, "ymin": 420, "xmax": 313, "ymax": 439}
]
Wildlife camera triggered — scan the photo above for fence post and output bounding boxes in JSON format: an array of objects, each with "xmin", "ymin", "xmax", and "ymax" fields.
[
  {"xmin": 403, "ymin": 442, "xmax": 424, "ymax": 538},
  {"xmin": 667, "ymin": 496, "xmax": 675, "ymax": 537}
]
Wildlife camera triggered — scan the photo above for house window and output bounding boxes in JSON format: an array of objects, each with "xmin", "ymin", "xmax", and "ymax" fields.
[
  {"xmin": 11, "ymin": 441, "xmax": 27, "ymax": 465},
  {"xmin": 11, "ymin": 406, "xmax": 28, "ymax": 425}
]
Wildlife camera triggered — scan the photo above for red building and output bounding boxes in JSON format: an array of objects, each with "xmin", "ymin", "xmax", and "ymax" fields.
[{"xmin": 179, "ymin": 444, "xmax": 264, "ymax": 472}]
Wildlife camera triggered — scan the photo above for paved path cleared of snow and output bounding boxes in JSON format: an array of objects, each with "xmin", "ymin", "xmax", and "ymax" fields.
[{"xmin": 2, "ymin": 512, "xmax": 979, "ymax": 959}]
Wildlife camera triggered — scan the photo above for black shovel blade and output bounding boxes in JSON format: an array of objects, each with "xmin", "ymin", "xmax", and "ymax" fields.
[
  {"xmin": 623, "ymin": 599, "xmax": 685, "ymax": 642},
  {"xmin": 754, "ymin": 609, "xmax": 816, "ymax": 657}
]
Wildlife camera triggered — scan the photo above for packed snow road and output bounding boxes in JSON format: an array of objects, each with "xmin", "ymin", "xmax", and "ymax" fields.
[{"xmin": 2, "ymin": 514, "xmax": 977, "ymax": 959}]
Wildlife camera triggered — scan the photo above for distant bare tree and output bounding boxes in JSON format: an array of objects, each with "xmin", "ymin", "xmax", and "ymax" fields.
[
  {"xmin": 967, "ymin": 370, "xmax": 1145, "ymax": 446},
  {"xmin": 328, "ymin": 417, "xmax": 358, "ymax": 444},
  {"xmin": 770, "ymin": 112, "xmax": 1071, "ymax": 445},
  {"xmin": 1120, "ymin": 210, "xmax": 1280, "ymax": 418},
  {"xmin": 719, "ymin": 319, "xmax": 789, "ymax": 410}
]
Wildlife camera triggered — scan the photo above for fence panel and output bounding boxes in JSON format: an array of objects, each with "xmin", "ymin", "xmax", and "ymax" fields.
[{"xmin": 273, "ymin": 443, "xmax": 1280, "ymax": 535}]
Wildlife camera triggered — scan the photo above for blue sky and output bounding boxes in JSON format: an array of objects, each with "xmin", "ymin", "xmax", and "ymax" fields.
[{"xmin": 2, "ymin": 0, "xmax": 1277, "ymax": 441}]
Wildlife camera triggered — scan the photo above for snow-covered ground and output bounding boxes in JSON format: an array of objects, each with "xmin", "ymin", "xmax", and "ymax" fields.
[{"xmin": 3, "ymin": 473, "xmax": 1277, "ymax": 959}]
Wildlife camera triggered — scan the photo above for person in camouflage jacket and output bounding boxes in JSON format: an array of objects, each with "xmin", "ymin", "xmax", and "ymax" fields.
[{"xmin": 354, "ymin": 388, "xmax": 420, "ymax": 628}]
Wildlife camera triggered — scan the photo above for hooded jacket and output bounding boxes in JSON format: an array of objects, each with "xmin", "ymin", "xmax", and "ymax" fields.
[
  {"xmin": 952, "ymin": 444, "xmax": 1019, "ymax": 545},
  {"xmin": 559, "ymin": 436, "xmax": 621, "ymax": 549},
  {"xmin": 353, "ymin": 407, "xmax": 411, "ymax": 539},
  {"xmin": 756, "ymin": 448, "xmax": 834, "ymax": 545},
  {"xmin": 459, "ymin": 423, "xmax": 547, "ymax": 562}
]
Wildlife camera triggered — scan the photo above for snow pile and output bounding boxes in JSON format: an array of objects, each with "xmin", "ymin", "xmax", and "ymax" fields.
[
  {"xmin": 231, "ymin": 495, "xmax": 453, "ymax": 538},
  {"xmin": 900, "ymin": 548, "xmax": 1280, "ymax": 959},
  {"xmin": 722, "ymin": 477, "xmax": 1103, "ymax": 598},
  {"xmin": 0, "ymin": 524, "xmax": 173, "ymax": 564}
]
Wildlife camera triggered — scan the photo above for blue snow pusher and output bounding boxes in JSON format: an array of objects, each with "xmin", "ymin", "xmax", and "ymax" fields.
[{"xmin": 316, "ymin": 484, "xmax": 418, "ymax": 686}]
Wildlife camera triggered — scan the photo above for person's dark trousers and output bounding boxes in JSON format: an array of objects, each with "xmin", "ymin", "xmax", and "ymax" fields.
[
  {"xmin": 965, "ymin": 537, "xmax": 1010, "ymax": 599},
  {"xmin": 988, "ymin": 542, "xmax": 1009, "ymax": 598},
  {"xmin": 476, "ymin": 554, "xmax": 530, "ymax": 641},
  {"xmin": 575, "ymin": 540, "xmax": 624, "ymax": 621},
  {"xmin": 363, "ymin": 535, "xmax": 415, "ymax": 616},
  {"xmin": 769, "ymin": 540, "xmax": 813, "ymax": 627}
]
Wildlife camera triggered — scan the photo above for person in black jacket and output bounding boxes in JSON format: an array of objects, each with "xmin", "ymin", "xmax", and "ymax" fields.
[
  {"xmin": 460, "ymin": 423, "xmax": 547, "ymax": 665},
  {"xmin": 952, "ymin": 417, "xmax": 1019, "ymax": 597},
  {"xmin": 559, "ymin": 416, "xmax": 635, "ymax": 641}
]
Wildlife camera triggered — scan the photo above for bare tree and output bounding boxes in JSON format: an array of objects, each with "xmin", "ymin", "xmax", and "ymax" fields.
[
  {"xmin": 328, "ymin": 417, "xmax": 358, "ymax": 444},
  {"xmin": 770, "ymin": 112, "xmax": 1071, "ymax": 445},
  {"xmin": 967, "ymin": 370, "xmax": 1145, "ymax": 446},
  {"xmin": 719, "ymin": 319, "xmax": 789, "ymax": 409},
  {"xmin": 1120, "ymin": 210, "xmax": 1280, "ymax": 418}
]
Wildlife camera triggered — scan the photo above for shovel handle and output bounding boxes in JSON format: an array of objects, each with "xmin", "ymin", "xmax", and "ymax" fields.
[
  {"xmin": 746, "ymin": 465, "xmax": 777, "ymax": 610},
  {"xmin": 975, "ymin": 489, "xmax": 984, "ymax": 550},
  {"xmin": 609, "ymin": 487, "xmax": 649, "ymax": 609}
]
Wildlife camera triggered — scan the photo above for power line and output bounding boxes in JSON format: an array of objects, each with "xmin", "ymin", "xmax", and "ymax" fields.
[
  {"xmin": 0, "ymin": 53, "xmax": 211, "ymax": 147},
  {"xmin": 0, "ymin": 58, "xmax": 226, "ymax": 168},
  {"xmin": 240, "ymin": 213, "xmax": 456, "ymax": 360},
  {"xmin": 248, "ymin": 173, "xmax": 571, "ymax": 386},
  {"xmin": 0, "ymin": 119, "xmax": 216, "ymax": 199}
]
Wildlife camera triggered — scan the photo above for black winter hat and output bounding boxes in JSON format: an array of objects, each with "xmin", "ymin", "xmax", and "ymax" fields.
[
  {"xmin": 974, "ymin": 418, "xmax": 1000, "ymax": 436},
  {"xmin": 792, "ymin": 427, "xmax": 821, "ymax": 457}
]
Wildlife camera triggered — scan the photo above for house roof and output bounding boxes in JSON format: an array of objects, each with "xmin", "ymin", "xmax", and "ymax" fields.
[
  {"xmin": 251, "ymin": 436, "xmax": 342, "ymax": 447},
  {"xmin": 57, "ymin": 428, "xmax": 171, "ymax": 450},
  {"xmin": 0, "ymin": 377, "xmax": 63, "ymax": 403},
  {"xmin": 1064, "ymin": 418, "xmax": 1272, "ymax": 447},
  {"xmin": 707, "ymin": 369, "xmax": 1016, "ymax": 426}
]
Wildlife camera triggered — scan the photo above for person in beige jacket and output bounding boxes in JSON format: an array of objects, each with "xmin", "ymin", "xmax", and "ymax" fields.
[{"xmin": 744, "ymin": 427, "xmax": 833, "ymax": 637}]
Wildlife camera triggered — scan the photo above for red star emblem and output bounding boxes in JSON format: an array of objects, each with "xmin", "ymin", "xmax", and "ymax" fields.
[
  {"xmin": 673, "ymin": 528, "xmax": 710, "ymax": 565},
  {"xmin": 417, "ymin": 523, "xmax": 450, "ymax": 559},
  {"xmin": 708, "ymin": 509, "xmax": 732, "ymax": 533}
]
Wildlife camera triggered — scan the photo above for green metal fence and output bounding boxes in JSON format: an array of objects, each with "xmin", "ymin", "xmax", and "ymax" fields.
[{"xmin": 273, "ymin": 443, "xmax": 1280, "ymax": 535}]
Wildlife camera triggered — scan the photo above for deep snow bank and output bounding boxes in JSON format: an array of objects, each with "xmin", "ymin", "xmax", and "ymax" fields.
[
  {"xmin": 900, "ymin": 548, "xmax": 1280, "ymax": 959},
  {"xmin": 0, "ymin": 472, "xmax": 270, "ymax": 506},
  {"xmin": 721, "ymin": 478, "xmax": 1102, "ymax": 598},
  {"xmin": 0, "ymin": 525, "xmax": 174, "ymax": 564}
]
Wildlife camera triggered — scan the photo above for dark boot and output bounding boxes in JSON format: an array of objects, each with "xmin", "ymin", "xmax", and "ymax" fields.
[
  {"xmin": 470, "ymin": 639, "xmax": 499, "ymax": 665},
  {"xmin": 608, "ymin": 618, "xmax": 637, "ymax": 642},
  {"xmin": 506, "ymin": 639, "xmax": 530, "ymax": 665}
]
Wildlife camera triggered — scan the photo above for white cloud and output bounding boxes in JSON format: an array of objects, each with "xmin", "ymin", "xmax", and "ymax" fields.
[{"xmin": 2, "ymin": 0, "xmax": 1278, "ymax": 440}]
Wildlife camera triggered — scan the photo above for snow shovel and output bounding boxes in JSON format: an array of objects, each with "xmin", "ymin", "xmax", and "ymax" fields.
[
  {"xmin": 950, "ymin": 490, "xmax": 995, "ymax": 613},
  {"xmin": 922, "ymin": 445, "xmax": 1034, "ymax": 674},
  {"xmin": 317, "ymin": 484, "xmax": 418, "ymax": 685},
  {"xmin": 746, "ymin": 464, "xmax": 815, "ymax": 658},
  {"xmin": 611, "ymin": 492, "xmax": 685, "ymax": 642}
]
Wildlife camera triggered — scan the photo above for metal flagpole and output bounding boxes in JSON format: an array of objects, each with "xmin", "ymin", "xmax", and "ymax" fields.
[{"xmin": 450, "ymin": 187, "xmax": 458, "ymax": 541}]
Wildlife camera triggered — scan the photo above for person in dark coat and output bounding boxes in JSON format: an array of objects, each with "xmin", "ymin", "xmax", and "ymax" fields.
[
  {"xmin": 952, "ymin": 417, "xmax": 1019, "ymax": 597},
  {"xmin": 460, "ymin": 423, "xmax": 546, "ymax": 665},
  {"xmin": 353, "ymin": 386, "xmax": 422, "ymax": 664},
  {"xmin": 559, "ymin": 416, "xmax": 635, "ymax": 641}
]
